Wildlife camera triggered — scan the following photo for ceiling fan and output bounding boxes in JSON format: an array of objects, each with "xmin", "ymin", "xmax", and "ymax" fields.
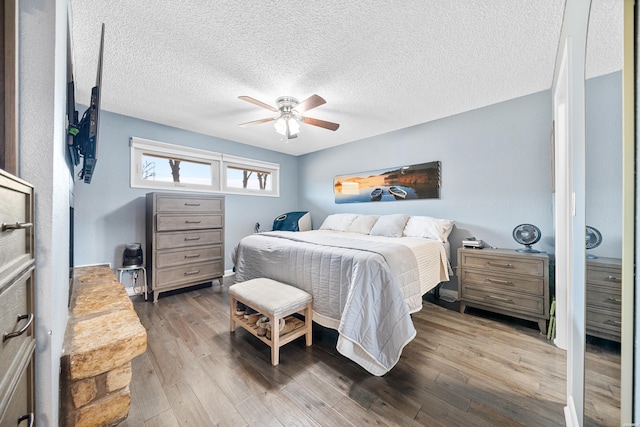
[{"xmin": 238, "ymin": 94, "xmax": 340, "ymax": 139}]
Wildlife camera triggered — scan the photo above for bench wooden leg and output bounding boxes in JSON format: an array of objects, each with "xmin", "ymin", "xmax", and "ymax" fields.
[
  {"xmin": 305, "ymin": 302, "xmax": 313, "ymax": 347},
  {"xmin": 229, "ymin": 295, "xmax": 236, "ymax": 332},
  {"xmin": 271, "ymin": 314, "xmax": 279, "ymax": 366}
]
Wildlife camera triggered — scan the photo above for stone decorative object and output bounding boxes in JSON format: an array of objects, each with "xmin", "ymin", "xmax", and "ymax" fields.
[{"xmin": 60, "ymin": 265, "xmax": 147, "ymax": 427}]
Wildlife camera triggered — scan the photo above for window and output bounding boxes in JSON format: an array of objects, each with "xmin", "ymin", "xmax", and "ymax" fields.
[
  {"xmin": 222, "ymin": 154, "xmax": 279, "ymax": 197},
  {"xmin": 130, "ymin": 137, "xmax": 279, "ymax": 197},
  {"xmin": 131, "ymin": 137, "xmax": 221, "ymax": 192}
]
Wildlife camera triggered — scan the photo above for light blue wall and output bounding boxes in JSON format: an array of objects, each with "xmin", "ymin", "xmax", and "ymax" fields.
[
  {"xmin": 298, "ymin": 90, "xmax": 555, "ymax": 289},
  {"xmin": 73, "ymin": 73, "xmax": 621, "ymax": 288},
  {"xmin": 585, "ymin": 71, "xmax": 622, "ymax": 258},
  {"xmin": 73, "ymin": 111, "xmax": 299, "ymax": 271}
]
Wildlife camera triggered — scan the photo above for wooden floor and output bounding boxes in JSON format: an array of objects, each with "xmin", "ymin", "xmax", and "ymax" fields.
[{"xmin": 121, "ymin": 284, "xmax": 620, "ymax": 427}]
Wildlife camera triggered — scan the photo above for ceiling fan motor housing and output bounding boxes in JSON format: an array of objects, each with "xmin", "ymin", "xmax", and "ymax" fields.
[{"xmin": 276, "ymin": 97, "xmax": 299, "ymax": 114}]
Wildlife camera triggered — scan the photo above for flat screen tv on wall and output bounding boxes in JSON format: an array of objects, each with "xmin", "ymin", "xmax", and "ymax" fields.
[{"xmin": 67, "ymin": 23, "xmax": 105, "ymax": 184}]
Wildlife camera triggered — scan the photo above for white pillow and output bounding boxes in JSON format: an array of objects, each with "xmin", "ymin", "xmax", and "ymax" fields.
[
  {"xmin": 403, "ymin": 215, "xmax": 455, "ymax": 242},
  {"xmin": 319, "ymin": 213, "xmax": 359, "ymax": 232},
  {"xmin": 346, "ymin": 215, "xmax": 380, "ymax": 234},
  {"xmin": 369, "ymin": 214, "xmax": 410, "ymax": 237}
]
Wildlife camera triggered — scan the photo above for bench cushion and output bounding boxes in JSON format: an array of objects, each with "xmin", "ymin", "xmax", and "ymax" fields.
[{"xmin": 229, "ymin": 278, "xmax": 312, "ymax": 317}]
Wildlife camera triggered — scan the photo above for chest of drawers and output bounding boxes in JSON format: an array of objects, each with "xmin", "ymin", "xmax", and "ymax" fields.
[
  {"xmin": 457, "ymin": 248, "xmax": 549, "ymax": 333},
  {"xmin": 146, "ymin": 192, "xmax": 225, "ymax": 302},
  {"xmin": 586, "ymin": 257, "xmax": 621, "ymax": 342},
  {"xmin": 0, "ymin": 169, "xmax": 35, "ymax": 425}
]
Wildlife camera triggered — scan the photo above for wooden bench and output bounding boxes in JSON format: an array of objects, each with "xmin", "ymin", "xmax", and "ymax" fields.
[{"xmin": 229, "ymin": 278, "xmax": 312, "ymax": 366}]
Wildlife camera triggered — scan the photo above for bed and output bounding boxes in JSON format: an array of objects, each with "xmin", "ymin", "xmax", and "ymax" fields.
[{"xmin": 231, "ymin": 213, "xmax": 453, "ymax": 375}]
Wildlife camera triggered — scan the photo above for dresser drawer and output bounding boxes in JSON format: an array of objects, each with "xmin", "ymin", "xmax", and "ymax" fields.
[
  {"xmin": 0, "ymin": 179, "xmax": 33, "ymax": 286},
  {"xmin": 0, "ymin": 268, "xmax": 34, "ymax": 393},
  {"xmin": 156, "ymin": 194, "xmax": 224, "ymax": 213},
  {"xmin": 156, "ymin": 229, "xmax": 223, "ymax": 250},
  {"xmin": 460, "ymin": 252, "xmax": 544, "ymax": 277},
  {"xmin": 586, "ymin": 267, "xmax": 621, "ymax": 288},
  {"xmin": 0, "ymin": 355, "xmax": 33, "ymax": 427},
  {"xmin": 586, "ymin": 305, "xmax": 621, "ymax": 337},
  {"xmin": 460, "ymin": 270, "xmax": 544, "ymax": 296},
  {"xmin": 461, "ymin": 284, "xmax": 545, "ymax": 316},
  {"xmin": 156, "ymin": 245, "xmax": 223, "ymax": 268},
  {"xmin": 155, "ymin": 260, "xmax": 223, "ymax": 289},
  {"xmin": 586, "ymin": 286, "xmax": 621, "ymax": 312},
  {"xmin": 156, "ymin": 214, "xmax": 223, "ymax": 232}
]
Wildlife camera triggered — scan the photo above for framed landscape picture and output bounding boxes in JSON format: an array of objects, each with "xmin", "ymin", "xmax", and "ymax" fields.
[{"xmin": 334, "ymin": 161, "xmax": 441, "ymax": 204}]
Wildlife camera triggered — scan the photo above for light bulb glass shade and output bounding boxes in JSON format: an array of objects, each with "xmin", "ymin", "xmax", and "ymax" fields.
[
  {"xmin": 274, "ymin": 115, "xmax": 300, "ymax": 137},
  {"xmin": 274, "ymin": 117, "xmax": 287, "ymax": 135},
  {"xmin": 287, "ymin": 117, "xmax": 300, "ymax": 135}
]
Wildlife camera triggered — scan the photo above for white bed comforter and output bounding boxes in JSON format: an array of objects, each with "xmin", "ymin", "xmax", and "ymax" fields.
[{"xmin": 231, "ymin": 230, "xmax": 450, "ymax": 375}]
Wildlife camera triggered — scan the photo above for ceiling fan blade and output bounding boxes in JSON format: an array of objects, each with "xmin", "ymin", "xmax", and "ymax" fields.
[
  {"xmin": 238, "ymin": 96, "xmax": 278, "ymax": 112},
  {"xmin": 238, "ymin": 117, "xmax": 275, "ymax": 127},
  {"xmin": 302, "ymin": 116, "xmax": 340, "ymax": 131},
  {"xmin": 295, "ymin": 94, "xmax": 326, "ymax": 113}
]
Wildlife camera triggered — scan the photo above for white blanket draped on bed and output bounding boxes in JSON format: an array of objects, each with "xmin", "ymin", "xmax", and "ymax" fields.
[{"xmin": 231, "ymin": 230, "xmax": 450, "ymax": 375}]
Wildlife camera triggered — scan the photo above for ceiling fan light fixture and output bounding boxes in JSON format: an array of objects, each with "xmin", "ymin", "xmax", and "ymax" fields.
[
  {"xmin": 274, "ymin": 115, "xmax": 299, "ymax": 138},
  {"xmin": 238, "ymin": 94, "xmax": 339, "ymax": 138}
]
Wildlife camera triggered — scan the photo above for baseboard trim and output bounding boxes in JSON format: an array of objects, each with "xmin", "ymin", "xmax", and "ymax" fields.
[{"xmin": 564, "ymin": 396, "xmax": 579, "ymax": 427}]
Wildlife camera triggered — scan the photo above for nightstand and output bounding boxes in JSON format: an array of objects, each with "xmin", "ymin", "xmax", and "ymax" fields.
[
  {"xmin": 586, "ymin": 257, "xmax": 621, "ymax": 342},
  {"xmin": 457, "ymin": 248, "xmax": 550, "ymax": 333}
]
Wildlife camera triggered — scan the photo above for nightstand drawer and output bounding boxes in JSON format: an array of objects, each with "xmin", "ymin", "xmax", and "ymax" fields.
[
  {"xmin": 460, "ymin": 252, "xmax": 544, "ymax": 277},
  {"xmin": 462, "ymin": 285, "xmax": 545, "ymax": 316},
  {"xmin": 156, "ymin": 245, "xmax": 223, "ymax": 268},
  {"xmin": 156, "ymin": 195, "xmax": 223, "ymax": 213},
  {"xmin": 586, "ymin": 268, "xmax": 621, "ymax": 287},
  {"xmin": 586, "ymin": 305, "xmax": 621, "ymax": 335},
  {"xmin": 156, "ymin": 229, "xmax": 223, "ymax": 250},
  {"xmin": 586, "ymin": 286, "xmax": 621, "ymax": 312},
  {"xmin": 156, "ymin": 214, "xmax": 223, "ymax": 232},
  {"xmin": 460, "ymin": 270, "xmax": 544, "ymax": 296}
]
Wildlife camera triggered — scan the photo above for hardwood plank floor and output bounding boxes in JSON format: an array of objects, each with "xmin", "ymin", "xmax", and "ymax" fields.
[{"xmin": 120, "ymin": 283, "xmax": 620, "ymax": 427}]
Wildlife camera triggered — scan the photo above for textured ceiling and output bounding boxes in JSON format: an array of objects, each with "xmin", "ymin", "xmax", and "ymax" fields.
[{"xmin": 68, "ymin": 1, "xmax": 622, "ymax": 156}]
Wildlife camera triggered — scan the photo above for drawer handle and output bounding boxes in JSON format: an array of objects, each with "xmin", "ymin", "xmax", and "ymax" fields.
[
  {"xmin": 3, "ymin": 313, "xmax": 34, "ymax": 341},
  {"xmin": 484, "ymin": 295, "xmax": 514, "ymax": 304},
  {"xmin": 486, "ymin": 278, "xmax": 514, "ymax": 286},
  {"xmin": 184, "ymin": 237, "xmax": 201, "ymax": 241},
  {"xmin": 18, "ymin": 413, "xmax": 34, "ymax": 427},
  {"xmin": 607, "ymin": 275, "xmax": 621, "ymax": 283},
  {"xmin": 605, "ymin": 297, "xmax": 622, "ymax": 304},
  {"xmin": 184, "ymin": 202, "xmax": 201, "ymax": 206},
  {"xmin": 487, "ymin": 261, "xmax": 513, "ymax": 269},
  {"xmin": 185, "ymin": 220, "xmax": 202, "ymax": 224},
  {"xmin": 184, "ymin": 254, "xmax": 201, "ymax": 259},
  {"xmin": 604, "ymin": 319, "xmax": 622, "ymax": 326},
  {"xmin": 184, "ymin": 270, "xmax": 200, "ymax": 276},
  {"xmin": 1, "ymin": 222, "xmax": 33, "ymax": 232}
]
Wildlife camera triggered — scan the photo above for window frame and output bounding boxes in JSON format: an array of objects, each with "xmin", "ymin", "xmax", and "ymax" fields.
[
  {"xmin": 221, "ymin": 154, "xmax": 280, "ymax": 197},
  {"xmin": 130, "ymin": 137, "xmax": 280, "ymax": 197},
  {"xmin": 130, "ymin": 137, "xmax": 222, "ymax": 192}
]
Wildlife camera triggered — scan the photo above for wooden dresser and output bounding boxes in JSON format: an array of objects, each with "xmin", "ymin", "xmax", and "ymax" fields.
[
  {"xmin": 458, "ymin": 248, "xmax": 549, "ymax": 333},
  {"xmin": 0, "ymin": 169, "xmax": 35, "ymax": 425},
  {"xmin": 586, "ymin": 257, "xmax": 621, "ymax": 343},
  {"xmin": 146, "ymin": 192, "xmax": 225, "ymax": 302}
]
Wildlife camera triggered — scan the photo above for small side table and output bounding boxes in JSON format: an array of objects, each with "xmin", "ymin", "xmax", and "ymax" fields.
[{"xmin": 117, "ymin": 265, "xmax": 147, "ymax": 301}]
